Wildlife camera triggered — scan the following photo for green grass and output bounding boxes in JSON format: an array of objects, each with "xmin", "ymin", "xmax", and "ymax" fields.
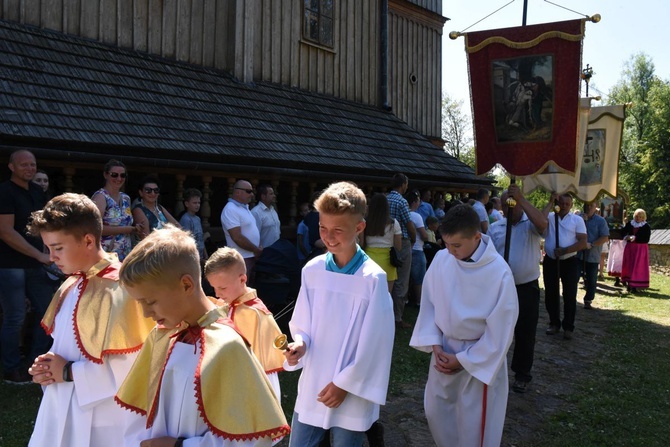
[{"xmin": 530, "ymin": 272, "xmax": 670, "ymax": 447}]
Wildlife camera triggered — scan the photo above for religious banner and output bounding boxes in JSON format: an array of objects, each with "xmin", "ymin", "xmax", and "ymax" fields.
[
  {"xmin": 465, "ymin": 19, "xmax": 585, "ymax": 175},
  {"xmin": 521, "ymin": 103, "xmax": 626, "ymax": 202}
]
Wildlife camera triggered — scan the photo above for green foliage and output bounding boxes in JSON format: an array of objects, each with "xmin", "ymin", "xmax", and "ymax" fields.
[
  {"xmin": 441, "ymin": 93, "xmax": 475, "ymax": 168},
  {"xmin": 608, "ymin": 53, "xmax": 670, "ymax": 228}
]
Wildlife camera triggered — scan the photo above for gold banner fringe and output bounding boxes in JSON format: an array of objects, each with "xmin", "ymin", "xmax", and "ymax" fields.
[{"xmin": 466, "ymin": 20, "xmax": 585, "ymax": 54}]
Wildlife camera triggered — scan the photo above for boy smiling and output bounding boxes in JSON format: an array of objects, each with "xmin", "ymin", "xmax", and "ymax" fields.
[
  {"xmin": 26, "ymin": 193, "xmax": 154, "ymax": 447},
  {"xmin": 284, "ymin": 182, "xmax": 394, "ymax": 447}
]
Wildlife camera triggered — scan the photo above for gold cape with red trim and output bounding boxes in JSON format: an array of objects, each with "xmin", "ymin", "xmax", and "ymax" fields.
[
  {"xmin": 41, "ymin": 254, "xmax": 155, "ymax": 364},
  {"xmin": 115, "ymin": 307, "xmax": 290, "ymax": 441},
  {"xmin": 224, "ymin": 289, "xmax": 285, "ymax": 374}
]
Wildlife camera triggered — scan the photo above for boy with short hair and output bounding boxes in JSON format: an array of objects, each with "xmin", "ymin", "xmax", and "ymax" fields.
[
  {"xmin": 284, "ymin": 182, "xmax": 395, "ymax": 447},
  {"xmin": 204, "ymin": 247, "xmax": 285, "ymax": 399},
  {"xmin": 116, "ymin": 225, "xmax": 289, "ymax": 446},
  {"xmin": 410, "ymin": 204, "xmax": 518, "ymax": 447},
  {"xmin": 179, "ymin": 188, "xmax": 208, "ymax": 262},
  {"xmin": 26, "ymin": 193, "xmax": 154, "ymax": 446}
]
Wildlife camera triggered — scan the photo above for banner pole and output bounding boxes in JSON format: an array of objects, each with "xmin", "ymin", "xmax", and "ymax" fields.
[
  {"xmin": 504, "ymin": 0, "xmax": 527, "ymax": 261},
  {"xmin": 522, "ymin": 0, "xmax": 528, "ymax": 26}
]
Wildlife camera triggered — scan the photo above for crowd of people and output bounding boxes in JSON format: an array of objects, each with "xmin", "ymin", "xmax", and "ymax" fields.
[{"xmin": 0, "ymin": 149, "xmax": 654, "ymax": 447}]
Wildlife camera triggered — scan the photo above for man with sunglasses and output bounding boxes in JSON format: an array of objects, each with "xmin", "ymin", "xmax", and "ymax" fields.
[
  {"xmin": 221, "ymin": 179, "xmax": 262, "ymax": 284},
  {"xmin": 0, "ymin": 150, "xmax": 54, "ymax": 384}
]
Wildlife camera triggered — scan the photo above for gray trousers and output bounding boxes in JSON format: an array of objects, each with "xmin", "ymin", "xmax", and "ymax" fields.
[{"xmin": 392, "ymin": 238, "xmax": 412, "ymax": 322}]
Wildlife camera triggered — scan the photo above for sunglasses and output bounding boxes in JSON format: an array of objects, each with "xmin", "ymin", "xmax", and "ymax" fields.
[
  {"xmin": 235, "ymin": 188, "xmax": 254, "ymax": 194},
  {"xmin": 144, "ymin": 187, "xmax": 160, "ymax": 194},
  {"xmin": 108, "ymin": 172, "xmax": 127, "ymax": 179}
]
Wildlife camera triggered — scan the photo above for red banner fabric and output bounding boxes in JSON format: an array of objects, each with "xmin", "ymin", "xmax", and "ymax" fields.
[{"xmin": 466, "ymin": 19, "xmax": 584, "ymax": 176}]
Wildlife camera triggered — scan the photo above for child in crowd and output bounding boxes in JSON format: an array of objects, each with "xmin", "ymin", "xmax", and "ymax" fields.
[
  {"xmin": 410, "ymin": 204, "xmax": 518, "ymax": 447},
  {"xmin": 179, "ymin": 188, "xmax": 208, "ymax": 262},
  {"xmin": 204, "ymin": 247, "xmax": 285, "ymax": 400},
  {"xmin": 425, "ymin": 216, "xmax": 438, "ymax": 244},
  {"xmin": 296, "ymin": 202, "xmax": 311, "ymax": 263},
  {"xmin": 284, "ymin": 182, "xmax": 395, "ymax": 447},
  {"xmin": 27, "ymin": 193, "xmax": 154, "ymax": 446},
  {"xmin": 116, "ymin": 225, "xmax": 289, "ymax": 446}
]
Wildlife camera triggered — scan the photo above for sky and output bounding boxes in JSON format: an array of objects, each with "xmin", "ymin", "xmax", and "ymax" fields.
[{"xmin": 441, "ymin": 0, "xmax": 670, "ymax": 112}]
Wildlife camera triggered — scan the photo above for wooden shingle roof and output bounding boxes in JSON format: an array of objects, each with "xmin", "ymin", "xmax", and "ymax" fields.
[
  {"xmin": 650, "ymin": 230, "xmax": 670, "ymax": 246},
  {"xmin": 0, "ymin": 19, "xmax": 486, "ymax": 187}
]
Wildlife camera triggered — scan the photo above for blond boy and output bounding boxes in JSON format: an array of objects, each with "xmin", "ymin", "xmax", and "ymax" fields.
[
  {"xmin": 204, "ymin": 247, "xmax": 285, "ymax": 400},
  {"xmin": 410, "ymin": 204, "xmax": 518, "ymax": 447},
  {"xmin": 115, "ymin": 225, "xmax": 289, "ymax": 447},
  {"xmin": 284, "ymin": 182, "xmax": 395, "ymax": 447},
  {"xmin": 26, "ymin": 193, "xmax": 154, "ymax": 447}
]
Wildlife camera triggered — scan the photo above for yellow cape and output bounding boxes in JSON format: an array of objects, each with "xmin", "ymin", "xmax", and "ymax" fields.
[
  {"xmin": 225, "ymin": 289, "xmax": 285, "ymax": 374},
  {"xmin": 115, "ymin": 307, "xmax": 290, "ymax": 441},
  {"xmin": 41, "ymin": 254, "xmax": 154, "ymax": 363}
]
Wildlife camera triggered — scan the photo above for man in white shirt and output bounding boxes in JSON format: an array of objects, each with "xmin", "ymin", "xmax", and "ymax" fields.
[
  {"xmin": 542, "ymin": 193, "xmax": 587, "ymax": 340},
  {"xmin": 472, "ymin": 188, "xmax": 490, "ymax": 234},
  {"xmin": 489, "ymin": 184, "xmax": 547, "ymax": 393},
  {"xmin": 251, "ymin": 184, "xmax": 281, "ymax": 249},
  {"xmin": 221, "ymin": 180, "xmax": 262, "ymax": 283}
]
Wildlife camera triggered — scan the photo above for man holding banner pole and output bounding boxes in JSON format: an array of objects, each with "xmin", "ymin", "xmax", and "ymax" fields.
[{"xmin": 542, "ymin": 193, "xmax": 587, "ymax": 340}]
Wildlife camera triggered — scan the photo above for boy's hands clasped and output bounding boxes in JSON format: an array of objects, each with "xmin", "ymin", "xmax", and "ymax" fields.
[
  {"xmin": 432, "ymin": 345, "xmax": 463, "ymax": 375},
  {"xmin": 29, "ymin": 352, "xmax": 69, "ymax": 385}
]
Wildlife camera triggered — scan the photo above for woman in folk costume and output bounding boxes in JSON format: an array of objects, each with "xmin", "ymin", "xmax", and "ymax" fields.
[
  {"xmin": 410, "ymin": 204, "xmax": 518, "ymax": 447},
  {"xmin": 621, "ymin": 208, "xmax": 651, "ymax": 293},
  {"xmin": 26, "ymin": 194, "xmax": 154, "ymax": 447},
  {"xmin": 116, "ymin": 226, "xmax": 289, "ymax": 446}
]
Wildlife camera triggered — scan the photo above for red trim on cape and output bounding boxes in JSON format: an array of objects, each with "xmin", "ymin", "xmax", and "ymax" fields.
[
  {"xmin": 114, "ymin": 395, "xmax": 147, "ymax": 416},
  {"xmin": 146, "ymin": 338, "xmax": 176, "ymax": 428},
  {"xmin": 192, "ymin": 320, "xmax": 290, "ymax": 442},
  {"xmin": 71, "ymin": 278, "xmax": 106, "ymax": 364},
  {"xmin": 265, "ymin": 367, "xmax": 285, "ymax": 374}
]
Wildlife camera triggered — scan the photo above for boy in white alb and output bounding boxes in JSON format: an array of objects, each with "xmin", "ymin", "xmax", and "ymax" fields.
[
  {"xmin": 410, "ymin": 204, "xmax": 518, "ymax": 447},
  {"xmin": 284, "ymin": 182, "xmax": 395, "ymax": 447},
  {"xmin": 27, "ymin": 194, "xmax": 154, "ymax": 447}
]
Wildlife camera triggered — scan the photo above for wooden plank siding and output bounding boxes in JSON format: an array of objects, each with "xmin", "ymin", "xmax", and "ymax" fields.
[
  {"xmin": 0, "ymin": 0, "xmax": 443, "ymax": 137},
  {"xmin": 388, "ymin": 0, "xmax": 444, "ymax": 139}
]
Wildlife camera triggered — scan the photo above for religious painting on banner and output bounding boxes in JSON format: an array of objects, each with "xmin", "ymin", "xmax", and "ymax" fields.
[
  {"xmin": 600, "ymin": 195, "xmax": 626, "ymax": 228},
  {"xmin": 493, "ymin": 55, "xmax": 554, "ymax": 143},
  {"xmin": 521, "ymin": 103, "xmax": 626, "ymax": 203},
  {"xmin": 465, "ymin": 19, "xmax": 585, "ymax": 176}
]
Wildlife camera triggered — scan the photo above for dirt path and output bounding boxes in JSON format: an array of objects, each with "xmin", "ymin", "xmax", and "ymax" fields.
[{"xmin": 378, "ymin": 278, "xmax": 621, "ymax": 446}]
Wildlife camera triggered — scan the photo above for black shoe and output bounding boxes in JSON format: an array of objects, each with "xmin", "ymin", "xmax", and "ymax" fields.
[
  {"xmin": 584, "ymin": 300, "xmax": 593, "ymax": 309},
  {"xmin": 3, "ymin": 368, "xmax": 33, "ymax": 385},
  {"xmin": 366, "ymin": 421, "xmax": 385, "ymax": 447},
  {"xmin": 512, "ymin": 379, "xmax": 529, "ymax": 394},
  {"xmin": 563, "ymin": 330, "xmax": 574, "ymax": 340},
  {"xmin": 614, "ymin": 278, "xmax": 621, "ymax": 287},
  {"xmin": 545, "ymin": 325, "xmax": 560, "ymax": 335}
]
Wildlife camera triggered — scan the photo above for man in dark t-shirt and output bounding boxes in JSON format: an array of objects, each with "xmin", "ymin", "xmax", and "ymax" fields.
[{"xmin": 0, "ymin": 150, "xmax": 53, "ymax": 384}]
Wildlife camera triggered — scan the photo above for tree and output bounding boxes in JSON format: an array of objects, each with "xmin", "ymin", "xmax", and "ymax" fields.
[
  {"xmin": 441, "ymin": 93, "xmax": 474, "ymax": 167},
  {"xmin": 608, "ymin": 53, "xmax": 670, "ymax": 228}
]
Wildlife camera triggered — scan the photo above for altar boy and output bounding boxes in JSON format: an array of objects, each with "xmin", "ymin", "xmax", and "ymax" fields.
[
  {"xmin": 27, "ymin": 193, "xmax": 154, "ymax": 447},
  {"xmin": 410, "ymin": 204, "xmax": 518, "ymax": 447},
  {"xmin": 116, "ymin": 225, "xmax": 289, "ymax": 446},
  {"xmin": 284, "ymin": 182, "xmax": 395, "ymax": 447}
]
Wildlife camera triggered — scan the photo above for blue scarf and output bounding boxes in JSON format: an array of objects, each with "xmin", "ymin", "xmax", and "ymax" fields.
[{"xmin": 325, "ymin": 245, "xmax": 369, "ymax": 275}]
